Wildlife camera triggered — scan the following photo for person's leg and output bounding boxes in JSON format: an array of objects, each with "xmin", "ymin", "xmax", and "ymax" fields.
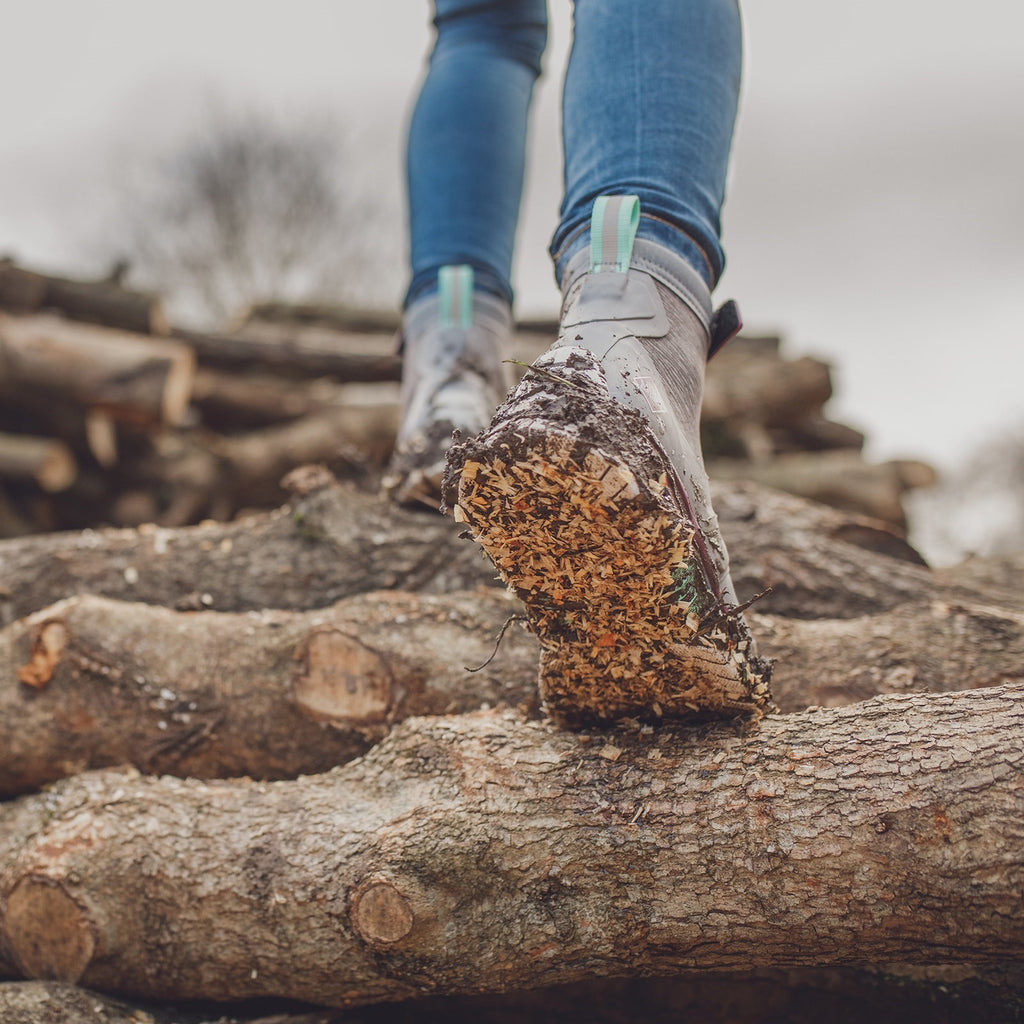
[
  {"xmin": 551, "ymin": 0, "xmax": 741, "ymax": 290},
  {"xmin": 389, "ymin": 0, "xmax": 548, "ymax": 507},
  {"xmin": 406, "ymin": 0, "xmax": 548, "ymax": 307}
]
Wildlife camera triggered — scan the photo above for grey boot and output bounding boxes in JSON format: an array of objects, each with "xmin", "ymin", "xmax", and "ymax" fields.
[
  {"xmin": 443, "ymin": 197, "xmax": 772, "ymax": 726},
  {"xmin": 385, "ymin": 265, "xmax": 512, "ymax": 508}
]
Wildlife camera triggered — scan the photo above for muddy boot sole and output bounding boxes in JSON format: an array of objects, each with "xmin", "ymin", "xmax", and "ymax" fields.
[{"xmin": 443, "ymin": 350, "xmax": 773, "ymax": 728}]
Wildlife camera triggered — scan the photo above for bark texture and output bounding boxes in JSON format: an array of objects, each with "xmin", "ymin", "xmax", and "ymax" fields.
[
  {"xmin": 3, "ymin": 591, "xmax": 1021, "ymax": 795},
  {"xmin": 0, "ymin": 589, "xmax": 534, "ymax": 797},
  {"xmin": 0, "ymin": 472, "xmax": 494, "ymax": 625},
  {"xmin": 1, "ymin": 686, "xmax": 1021, "ymax": 1008},
  {"xmin": 0, "ymin": 473, "xmax": 987, "ymax": 628}
]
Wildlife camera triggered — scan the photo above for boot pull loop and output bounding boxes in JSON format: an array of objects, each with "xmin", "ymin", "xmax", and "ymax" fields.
[
  {"xmin": 438, "ymin": 265, "xmax": 474, "ymax": 329},
  {"xmin": 589, "ymin": 195, "xmax": 640, "ymax": 275},
  {"xmin": 708, "ymin": 299, "xmax": 743, "ymax": 360}
]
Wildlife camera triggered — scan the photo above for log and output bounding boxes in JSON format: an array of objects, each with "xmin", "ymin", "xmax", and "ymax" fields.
[
  {"xmin": 0, "ymin": 433, "xmax": 76, "ymax": 492},
  {"xmin": 241, "ymin": 300, "xmax": 401, "ymax": 335},
  {"xmin": 208, "ymin": 400, "xmax": 401, "ymax": 504},
  {"xmin": 1, "ymin": 686, "xmax": 1021, "ymax": 1006},
  {"xmin": 42, "ymin": 276, "xmax": 169, "ymax": 337},
  {"xmin": 768, "ymin": 413, "xmax": 866, "ymax": 454},
  {"xmin": 0, "ymin": 470, "xmax": 496, "ymax": 625},
  {"xmin": 936, "ymin": 551, "xmax": 1024, "ymax": 610},
  {"xmin": 759, "ymin": 598, "xmax": 1024, "ymax": 711},
  {"xmin": 0, "ymin": 262, "xmax": 46, "ymax": 314},
  {"xmin": 1, "ymin": 473, "xmax": 1008, "ymax": 628},
  {"xmin": 1, "ymin": 970, "xmax": 1022, "ymax": 1024},
  {"xmin": 174, "ymin": 325, "xmax": 402, "ymax": 383},
  {"xmin": 708, "ymin": 451, "xmax": 937, "ymax": 529},
  {"xmin": 0, "ymin": 259, "xmax": 168, "ymax": 335},
  {"xmin": 0, "ymin": 313, "xmax": 194, "ymax": 426},
  {"xmin": 191, "ymin": 366, "xmax": 337, "ymax": 428},
  {"xmin": 702, "ymin": 352, "xmax": 833, "ymax": 430},
  {"xmin": 3, "ymin": 588, "xmax": 1022, "ymax": 797},
  {"xmin": 0, "ymin": 589, "xmax": 534, "ymax": 798}
]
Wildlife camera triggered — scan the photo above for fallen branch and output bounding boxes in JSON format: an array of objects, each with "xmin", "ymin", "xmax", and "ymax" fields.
[
  {"xmin": 3, "ymin": 587, "xmax": 1021, "ymax": 796},
  {"xmin": 0, "ymin": 589, "xmax": 534, "ymax": 797},
  {"xmin": 0, "ymin": 259, "xmax": 167, "ymax": 335},
  {"xmin": 4, "ymin": 585, "xmax": 1019, "ymax": 798},
  {"xmin": 0, "ymin": 474, "xmax": 962, "ymax": 627},
  {"xmin": 1, "ymin": 686, "xmax": 1021, "ymax": 1007},
  {"xmin": 0, "ymin": 313, "xmax": 194, "ymax": 426}
]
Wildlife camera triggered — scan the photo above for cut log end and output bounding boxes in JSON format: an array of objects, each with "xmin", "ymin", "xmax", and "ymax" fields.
[
  {"xmin": 3, "ymin": 877, "xmax": 96, "ymax": 984},
  {"xmin": 0, "ymin": 434, "xmax": 77, "ymax": 493},
  {"xmin": 350, "ymin": 879, "xmax": 415, "ymax": 946}
]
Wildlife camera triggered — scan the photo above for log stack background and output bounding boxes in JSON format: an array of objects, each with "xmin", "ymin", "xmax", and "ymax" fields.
[
  {"xmin": 3, "ymin": 259, "xmax": 1020, "ymax": 1024},
  {"xmin": 0, "ymin": 258, "xmax": 935, "ymax": 540}
]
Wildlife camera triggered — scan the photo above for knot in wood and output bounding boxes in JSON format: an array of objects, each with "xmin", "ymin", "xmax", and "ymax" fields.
[
  {"xmin": 293, "ymin": 628, "xmax": 393, "ymax": 727},
  {"xmin": 17, "ymin": 620, "xmax": 67, "ymax": 688},
  {"xmin": 351, "ymin": 879, "xmax": 414, "ymax": 945}
]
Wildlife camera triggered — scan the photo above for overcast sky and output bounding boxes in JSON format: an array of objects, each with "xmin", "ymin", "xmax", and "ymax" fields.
[{"xmin": 2, "ymin": 0, "xmax": 1022, "ymax": 472}]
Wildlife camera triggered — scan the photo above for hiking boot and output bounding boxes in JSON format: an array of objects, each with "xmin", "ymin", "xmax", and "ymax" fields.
[
  {"xmin": 442, "ymin": 196, "xmax": 773, "ymax": 726},
  {"xmin": 385, "ymin": 265, "xmax": 512, "ymax": 508}
]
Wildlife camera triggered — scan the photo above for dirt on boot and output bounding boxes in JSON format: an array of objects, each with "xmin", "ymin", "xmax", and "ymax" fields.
[{"xmin": 442, "ymin": 349, "xmax": 773, "ymax": 727}]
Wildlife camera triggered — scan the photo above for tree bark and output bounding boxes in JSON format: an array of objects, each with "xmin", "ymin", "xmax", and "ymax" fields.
[
  {"xmin": 1, "ymin": 474, "xmax": 1009, "ymax": 628},
  {"xmin": 0, "ymin": 472, "xmax": 499, "ymax": 625},
  {"xmin": 173, "ymin": 325, "xmax": 401, "ymax": 383},
  {"xmin": 2, "ymin": 588, "xmax": 1022, "ymax": 796},
  {"xmin": 1, "ymin": 686, "xmax": 1021, "ymax": 1007},
  {"xmin": 0, "ymin": 589, "xmax": 535, "ymax": 797},
  {"xmin": 0, "ymin": 313, "xmax": 194, "ymax": 426},
  {"xmin": 758, "ymin": 598, "xmax": 1024, "ymax": 711}
]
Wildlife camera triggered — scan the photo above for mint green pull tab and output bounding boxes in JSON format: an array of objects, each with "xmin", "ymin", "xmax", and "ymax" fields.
[
  {"xmin": 438, "ymin": 265, "xmax": 473, "ymax": 328},
  {"xmin": 589, "ymin": 195, "xmax": 640, "ymax": 274}
]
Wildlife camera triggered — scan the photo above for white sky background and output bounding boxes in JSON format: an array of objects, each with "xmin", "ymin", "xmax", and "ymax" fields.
[{"xmin": 1, "ymin": 0, "xmax": 1022, "ymax": 475}]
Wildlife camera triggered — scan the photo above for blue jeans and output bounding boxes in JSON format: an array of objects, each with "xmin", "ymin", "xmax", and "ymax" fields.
[{"xmin": 405, "ymin": 0, "xmax": 742, "ymax": 306}]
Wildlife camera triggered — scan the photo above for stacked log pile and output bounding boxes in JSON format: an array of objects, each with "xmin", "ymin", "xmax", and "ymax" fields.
[
  {"xmin": 0, "ymin": 466, "xmax": 1022, "ymax": 1022},
  {"xmin": 4, "ymin": 258, "xmax": 1014, "ymax": 1022},
  {"xmin": 0, "ymin": 260, "xmax": 934, "ymax": 540}
]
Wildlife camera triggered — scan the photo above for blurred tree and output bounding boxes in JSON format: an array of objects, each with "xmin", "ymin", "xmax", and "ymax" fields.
[{"xmin": 110, "ymin": 109, "xmax": 396, "ymax": 326}]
